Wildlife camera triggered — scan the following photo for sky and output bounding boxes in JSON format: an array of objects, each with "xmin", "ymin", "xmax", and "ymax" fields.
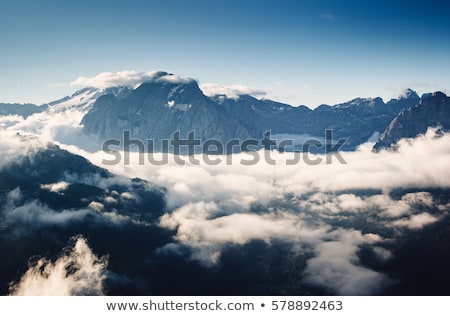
[{"xmin": 1, "ymin": 0, "xmax": 450, "ymax": 107}]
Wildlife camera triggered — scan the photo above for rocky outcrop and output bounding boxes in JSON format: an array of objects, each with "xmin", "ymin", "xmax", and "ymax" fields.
[{"xmin": 374, "ymin": 92, "xmax": 450, "ymax": 151}]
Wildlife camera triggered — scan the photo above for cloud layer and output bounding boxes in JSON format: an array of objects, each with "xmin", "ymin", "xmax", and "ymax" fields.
[
  {"xmin": 70, "ymin": 128, "xmax": 449, "ymax": 294},
  {"xmin": 9, "ymin": 236, "xmax": 107, "ymax": 296}
]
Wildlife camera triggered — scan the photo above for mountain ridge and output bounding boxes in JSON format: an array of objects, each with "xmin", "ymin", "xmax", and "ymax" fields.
[
  {"xmin": 80, "ymin": 77, "xmax": 423, "ymax": 151},
  {"xmin": 373, "ymin": 91, "xmax": 450, "ymax": 151}
]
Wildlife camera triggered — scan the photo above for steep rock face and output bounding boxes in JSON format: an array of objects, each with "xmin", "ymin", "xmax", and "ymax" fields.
[
  {"xmin": 81, "ymin": 73, "xmax": 253, "ymax": 147},
  {"xmin": 307, "ymin": 97, "xmax": 396, "ymax": 149},
  {"xmin": 386, "ymin": 88, "xmax": 420, "ymax": 113},
  {"xmin": 374, "ymin": 92, "xmax": 450, "ymax": 151},
  {"xmin": 305, "ymin": 90, "xmax": 421, "ymax": 149},
  {"xmin": 211, "ymin": 94, "xmax": 310, "ymax": 137}
]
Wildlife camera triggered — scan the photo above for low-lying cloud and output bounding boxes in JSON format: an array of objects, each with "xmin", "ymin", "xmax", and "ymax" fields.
[
  {"xmin": 75, "ymin": 129, "xmax": 449, "ymax": 294},
  {"xmin": 9, "ymin": 236, "xmax": 107, "ymax": 296}
]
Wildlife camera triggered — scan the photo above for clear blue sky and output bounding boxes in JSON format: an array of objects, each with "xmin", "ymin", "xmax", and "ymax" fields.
[{"xmin": 1, "ymin": 0, "xmax": 449, "ymax": 107}]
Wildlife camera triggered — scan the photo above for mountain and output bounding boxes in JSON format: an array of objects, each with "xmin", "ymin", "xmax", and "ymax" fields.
[
  {"xmin": 0, "ymin": 75, "xmax": 428, "ymax": 153},
  {"xmin": 373, "ymin": 91, "xmax": 450, "ymax": 151},
  {"xmin": 0, "ymin": 133, "xmax": 167, "ymax": 295},
  {"xmin": 81, "ymin": 72, "xmax": 253, "ymax": 150},
  {"xmin": 210, "ymin": 89, "xmax": 420, "ymax": 151},
  {"xmin": 386, "ymin": 88, "xmax": 420, "ymax": 113},
  {"xmin": 0, "ymin": 133, "xmax": 165, "ymax": 215},
  {"xmin": 210, "ymin": 94, "xmax": 311, "ymax": 137},
  {"xmin": 0, "ymin": 103, "xmax": 45, "ymax": 118},
  {"xmin": 300, "ymin": 89, "xmax": 421, "ymax": 150},
  {"xmin": 45, "ymin": 86, "xmax": 132, "ymax": 113},
  {"xmin": 70, "ymin": 72, "xmax": 422, "ymax": 152}
]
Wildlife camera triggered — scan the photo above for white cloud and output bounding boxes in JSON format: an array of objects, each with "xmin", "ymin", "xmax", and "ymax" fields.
[
  {"xmin": 88, "ymin": 201, "xmax": 104, "ymax": 212},
  {"xmin": 0, "ymin": 131, "xmax": 50, "ymax": 170},
  {"xmin": 158, "ymin": 201, "xmax": 328, "ymax": 266},
  {"xmin": 9, "ymin": 236, "xmax": 107, "ymax": 296},
  {"xmin": 70, "ymin": 70, "xmax": 194, "ymax": 89},
  {"xmin": 68, "ymin": 128, "xmax": 450, "ymax": 293},
  {"xmin": 40, "ymin": 181, "xmax": 69, "ymax": 193},
  {"xmin": 200, "ymin": 83, "xmax": 267, "ymax": 99},
  {"xmin": 159, "ymin": 202, "xmax": 327, "ymax": 246},
  {"xmin": 4, "ymin": 200, "xmax": 91, "ymax": 228},
  {"xmin": 303, "ymin": 231, "xmax": 387, "ymax": 295},
  {"xmin": 1, "ymin": 189, "xmax": 145, "ymax": 233},
  {"xmin": 0, "ymin": 115, "xmax": 24, "ymax": 129},
  {"xmin": 2, "ymin": 87, "xmax": 103, "ymax": 153},
  {"xmin": 373, "ymin": 247, "xmax": 393, "ymax": 262},
  {"xmin": 392, "ymin": 212, "xmax": 439, "ymax": 229}
]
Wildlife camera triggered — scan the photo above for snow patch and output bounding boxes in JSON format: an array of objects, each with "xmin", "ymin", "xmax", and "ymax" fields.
[
  {"xmin": 40, "ymin": 182, "xmax": 69, "ymax": 193},
  {"xmin": 168, "ymin": 85, "xmax": 182, "ymax": 99}
]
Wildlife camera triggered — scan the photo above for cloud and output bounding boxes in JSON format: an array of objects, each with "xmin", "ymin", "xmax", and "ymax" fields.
[
  {"xmin": 158, "ymin": 201, "xmax": 328, "ymax": 266},
  {"xmin": 85, "ymin": 128, "xmax": 450, "ymax": 213},
  {"xmin": 2, "ymin": 104, "xmax": 450, "ymax": 295},
  {"xmin": 303, "ymin": 231, "xmax": 388, "ymax": 295},
  {"xmin": 3, "ymin": 199, "xmax": 92, "ymax": 228},
  {"xmin": 9, "ymin": 236, "xmax": 108, "ymax": 295},
  {"xmin": 40, "ymin": 181, "xmax": 69, "ymax": 193},
  {"xmin": 88, "ymin": 201, "xmax": 104, "ymax": 212},
  {"xmin": 69, "ymin": 128, "xmax": 449, "ymax": 293},
  {"xmin": 0, "ymin": 115, "xmax": 24, "ymax": 129},
  {"xmin": 159, "ymin": 202, "xmax": 327, "ymax": 245},
  {"xmin": 70, "ymin": 70, "xmax": 194, "ymax": 89},
  {"xmin": 158, "ymin": 200, "xmax": 390, "ymax": 292},
  {"xmin": 200, "ymin": 83, "xmax": 267, "ymax": 99},
  {"xmin": 392, "ymin": 212, "xmax": 439, "ymax": 229},
  {"xmin": 1, "ymin": 187, "xmax": 149, "ymax": 235},
  {"xmin": 2, "ymin": 90, "xmax": 103, "ymax": 153},
  {"xmin": 0, "ymin": 131, "xmax": 50, "ymax": 170}
]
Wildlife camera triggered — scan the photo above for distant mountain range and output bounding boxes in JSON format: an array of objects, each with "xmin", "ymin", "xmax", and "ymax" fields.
[
  {"xmin": 79, "ymin": 72, "xmax": 425, "ymax": 151},
  {"xmin": 1, "ymin": 72, "xmax": 448, "ymax": 152},
  {"xmin": 78, "ymin": 73, "xmax": 430, "ymax": 151}
]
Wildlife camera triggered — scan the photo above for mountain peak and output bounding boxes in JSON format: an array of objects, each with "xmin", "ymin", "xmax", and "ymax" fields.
[
  {"xmin": 431, "ymin": 91, "xmax": 448, "ymax": 99},
  {"xmin": 398, "ymin": 88, "xmax": 419, "ymax": 100},
  {"xmin": 374, "ymin": 90, "xmax": 450, "ymax": 151},
  {"xmin": 141, "ymin": 71, "xmax": 196, "ymax": 85}
]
